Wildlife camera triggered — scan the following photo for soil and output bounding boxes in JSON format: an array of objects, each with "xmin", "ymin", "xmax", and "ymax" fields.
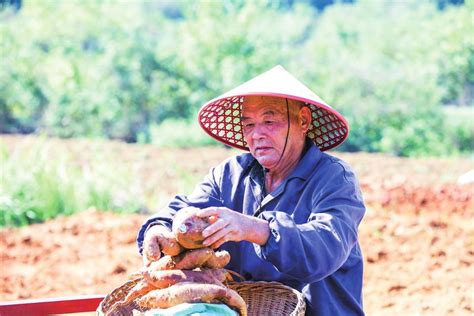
[{"xmin": 0, "ymin": 135, "xmax": 473, "ymax": 315}]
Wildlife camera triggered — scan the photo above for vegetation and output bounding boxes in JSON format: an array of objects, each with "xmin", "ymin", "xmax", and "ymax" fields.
[
  {"xmin": 0, "ymin": 135, "xmax": 224, "ymax": 227},
  {"xmin": 0, "ymin": 138, "xmax": 146, "ymax": 226},
  {"xmin": 0, "ymin": 0, "xmax": 472, "ymax": 157},
  {"xmin": 0, "ymin": 0, "xmax": 472, "ymax": 226}
]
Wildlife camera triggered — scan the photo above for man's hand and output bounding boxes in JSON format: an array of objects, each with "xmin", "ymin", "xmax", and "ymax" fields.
[
  {"xmin": 197, "ymin": 207, "xmax": 270, "ymax": 249},
  {"xmin": 142, "ymin": 225, "xmax": 183, "ymax": 267}
]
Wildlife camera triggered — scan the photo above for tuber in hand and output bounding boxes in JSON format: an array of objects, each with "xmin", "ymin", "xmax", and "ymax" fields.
[
  {"xmin": 142, "ymin": 225, "xmax": 184, "ymax": 266},
  {"xmin": 172, "ymin": 207, "xmax": 214, "ymax": 249}
]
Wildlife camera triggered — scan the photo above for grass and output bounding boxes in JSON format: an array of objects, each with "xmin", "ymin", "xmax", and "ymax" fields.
[
  {"xmin": 147, "ymin": 118, "xmax": 220, "ymax": 148},
  {"xmin": 442, "ymin": 106, "xmax": 474, "ymax": 156},
  {"xmin": 0, "ymin": 138, "xmax": 146, "ymax": 227},
  {"xmin": 0, "ymin": 134, "xmax": 222, "ymax": 227}
]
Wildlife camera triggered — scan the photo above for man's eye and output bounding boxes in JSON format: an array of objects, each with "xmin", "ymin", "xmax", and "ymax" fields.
[
  {"xmin": 244, "ymin": 123, "xmax": 254, "ymax": 128},
  {"xmin": 265, "ymin": 121, "xmax": 274, "ymax": 125}
]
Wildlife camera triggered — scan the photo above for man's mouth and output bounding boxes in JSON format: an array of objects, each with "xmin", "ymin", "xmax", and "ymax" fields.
[{"xmin": 255, "ymin": 146, "xmax": 272, "ymax": 153}]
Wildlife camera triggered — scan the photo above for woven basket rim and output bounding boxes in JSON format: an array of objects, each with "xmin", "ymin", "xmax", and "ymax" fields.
[
  {"xmin": 98, "ymin": 279, "xmax": 306, "ymax": 316},
  {"xmin": 227, "ymin": 280, "xmax": 306, "ymax": 316}
]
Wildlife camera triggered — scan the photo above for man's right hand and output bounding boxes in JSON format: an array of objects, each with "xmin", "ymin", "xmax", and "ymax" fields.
[{"xmin": 142, "ymin": 225, "xmax": 184, "ymax": 267}]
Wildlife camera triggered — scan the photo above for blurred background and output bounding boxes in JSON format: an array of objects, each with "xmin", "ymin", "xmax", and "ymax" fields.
[
  {"xmin": 1, "ymin": 0, "xmax": 472, "ymax": 153},
  {"xmin": 0, "ymin": 0, "xmax": 473, "ymax": 314},
  {"xmin": 1, "ymin": 0, "xmax": 472, "ymax": 222}
]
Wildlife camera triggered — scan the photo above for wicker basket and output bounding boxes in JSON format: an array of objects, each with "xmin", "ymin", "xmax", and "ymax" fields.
[
  {"xmin": 97, "ymin": 278, "xmax": 306, "ymax": 316},
  {"xmin": 228, "ymin": 281, "xmax": 306, "ymax": 316}
]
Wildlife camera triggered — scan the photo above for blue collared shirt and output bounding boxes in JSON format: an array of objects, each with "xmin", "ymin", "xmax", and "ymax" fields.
[{"xmin": 137, "ymin": 142, "xmax": 366, "ymax": 315}]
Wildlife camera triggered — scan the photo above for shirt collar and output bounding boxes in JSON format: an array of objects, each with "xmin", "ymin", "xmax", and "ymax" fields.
[
  {"xmin": 248, "ymin": 138, "xmax": 322, "ymax": 183},
  {"xmin": 248, "ymin": 159, "xmax": 265, "ymax": 189}
]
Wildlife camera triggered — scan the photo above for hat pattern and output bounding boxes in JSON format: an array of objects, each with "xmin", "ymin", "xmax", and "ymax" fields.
[{"xmin": 199, "ymin": 95, "xmax": 348, "ymax": 151}]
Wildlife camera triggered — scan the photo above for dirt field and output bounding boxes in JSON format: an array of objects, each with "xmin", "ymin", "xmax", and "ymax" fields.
[{"xmin": 0, "ymin": 135, "xmax": 473, "ymax": 315}]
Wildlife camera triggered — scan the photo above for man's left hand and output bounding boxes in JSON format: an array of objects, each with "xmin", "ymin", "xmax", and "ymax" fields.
[{"xmin": 196, "ymin": 206, "xmax": 270, "ymax": 248}]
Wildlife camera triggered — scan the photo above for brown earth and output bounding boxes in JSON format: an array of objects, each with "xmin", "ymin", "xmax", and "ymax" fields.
[{"xmin": 0, "ymin": 135, "xmax": 473, "ymax": 315}]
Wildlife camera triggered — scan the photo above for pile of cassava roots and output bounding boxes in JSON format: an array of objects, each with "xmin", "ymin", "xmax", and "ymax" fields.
[{"xmin": 108, "ymin": 208, "xmax": 247, "ymax": 316}]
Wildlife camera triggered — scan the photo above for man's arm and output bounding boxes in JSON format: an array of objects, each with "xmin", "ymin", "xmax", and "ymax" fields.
[{"xmin": 254, "ymin": 163, "xmax": 365, "ymax": 283}]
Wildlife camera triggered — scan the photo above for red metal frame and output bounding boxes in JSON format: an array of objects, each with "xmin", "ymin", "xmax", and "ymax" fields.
[{"xmin": 0, "ymin": 295, "xmax": 105, "ymax": 315}]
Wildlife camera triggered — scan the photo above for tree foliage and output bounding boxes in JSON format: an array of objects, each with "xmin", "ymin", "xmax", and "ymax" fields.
[{"xmin": 0, "ymin": 0, "xmax": 472, "ymax": 156}]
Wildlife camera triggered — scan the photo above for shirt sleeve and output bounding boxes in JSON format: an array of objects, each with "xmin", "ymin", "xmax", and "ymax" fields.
[
  {"xmin": 136, "ymin": 164, "xmax": 223, "ymax": 255},
  {"xmin": 254, "ymin": 162, "xmax": 365, "ymax": 283}
]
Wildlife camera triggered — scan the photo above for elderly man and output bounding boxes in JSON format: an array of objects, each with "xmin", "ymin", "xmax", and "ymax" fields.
[{"xmin": 137, "ymin": 66, "xmax": 366, "ymax": 315}]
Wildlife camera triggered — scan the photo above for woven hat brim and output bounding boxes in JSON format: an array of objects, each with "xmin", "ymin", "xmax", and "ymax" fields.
[
  {"xmin": 198, "ymin": 92, "xmax": 349, "ymax": 151},
  {"xmin": 198, "ymin": 65, "xmax": 349, "ymax": 151}
]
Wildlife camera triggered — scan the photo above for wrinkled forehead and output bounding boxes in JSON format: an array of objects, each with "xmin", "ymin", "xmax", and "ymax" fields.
[
  {"xmin": 242, "ymin": 95, "xmax": 305, "ymax": 117},
  {"xmin": 242, "ymin": 96, "xmax": 287, "ymax": 115}
]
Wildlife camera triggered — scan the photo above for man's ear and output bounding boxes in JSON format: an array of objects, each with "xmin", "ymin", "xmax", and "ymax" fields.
[{"xmin": 299, "ymin": 106, "xmax": 312, "ymax": 132}]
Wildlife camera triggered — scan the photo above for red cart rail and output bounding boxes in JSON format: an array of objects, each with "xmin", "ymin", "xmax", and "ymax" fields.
[{"xmin": 0, "ymin": 295, "xmax": 105, "ymax": 316}]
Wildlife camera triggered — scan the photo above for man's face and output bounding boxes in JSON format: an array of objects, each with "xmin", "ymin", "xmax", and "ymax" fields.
[{"xmin": 241, "ymin": 96, "xmax": 308, "ymax": 170}]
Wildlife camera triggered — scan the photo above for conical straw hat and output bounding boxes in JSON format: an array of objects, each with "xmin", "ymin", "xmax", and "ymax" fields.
[{"xmin": 198, "ymin": 65, "xmax": 349, "ymax": 151}]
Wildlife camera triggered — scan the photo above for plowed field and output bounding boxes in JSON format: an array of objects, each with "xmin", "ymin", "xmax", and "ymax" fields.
[{"xmin": 1, "ymin": 135, "xmax": 472, "ymax": 315}]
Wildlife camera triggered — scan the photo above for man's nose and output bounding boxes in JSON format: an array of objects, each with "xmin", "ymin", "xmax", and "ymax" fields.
[{"xmin": 251, "ymin": 123, "xmax": 266, "ymax": 140}]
